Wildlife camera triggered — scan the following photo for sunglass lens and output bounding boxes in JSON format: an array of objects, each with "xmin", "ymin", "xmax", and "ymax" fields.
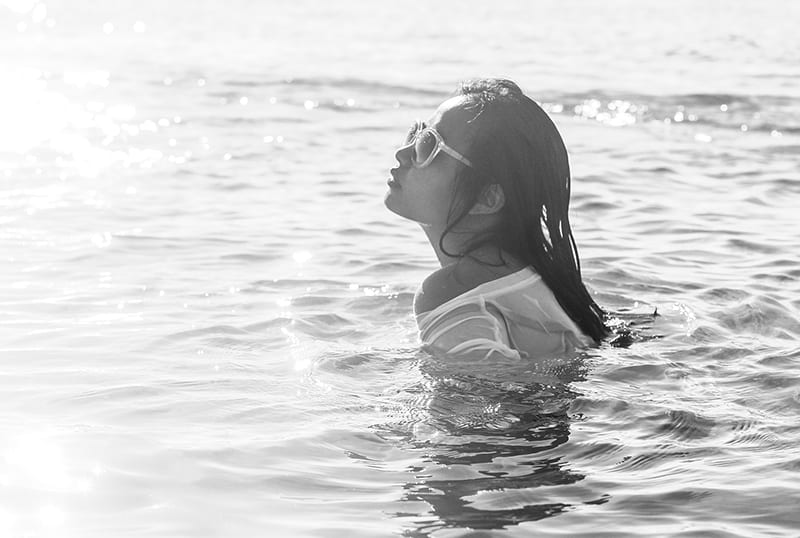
[
  {"xmin": 414, "ymin": 130, "xmax": 437, "ymax": 165},
  {"xmin": 403, "ymin": 122, "xmax": 420, "ymax": 146}
]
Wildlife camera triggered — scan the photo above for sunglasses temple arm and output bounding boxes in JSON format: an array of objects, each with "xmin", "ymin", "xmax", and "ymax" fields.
[{"xmin": 440, "ymin": 145, "xmax": 473, "ymax": 167}]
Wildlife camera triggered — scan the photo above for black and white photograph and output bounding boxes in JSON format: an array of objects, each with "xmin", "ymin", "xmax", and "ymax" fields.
[{"xmin": 1, "ymin": 1, "xmax": 799, "ymax": 536}]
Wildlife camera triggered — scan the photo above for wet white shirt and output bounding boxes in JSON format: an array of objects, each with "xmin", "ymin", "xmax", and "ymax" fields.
[{"xmin": 416, "ymin": 267, "xmax": 592, "ymax": 360}]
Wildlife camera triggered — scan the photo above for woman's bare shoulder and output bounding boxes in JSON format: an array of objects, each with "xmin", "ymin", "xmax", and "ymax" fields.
[
  {"xmin": 413, "ymin": 256, "xmax": 526, "ymax": 316},
  {"xmin": 414, "ymin": 265, "xmax": 464, "ymax": 316}
]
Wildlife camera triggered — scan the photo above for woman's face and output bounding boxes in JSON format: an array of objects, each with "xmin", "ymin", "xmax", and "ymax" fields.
[{"xmin": 384, "ymin": 96, "xmax": 475, "ymax": 228}]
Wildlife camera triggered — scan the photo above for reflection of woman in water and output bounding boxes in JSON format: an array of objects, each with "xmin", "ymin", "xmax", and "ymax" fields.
[
  {"xmin": 385, "ymin": 78, "xmax": 608, "ymax": 359},
  {"xmin": 381, "ymin": 356, "xmax": 597, "ymax": 534}
]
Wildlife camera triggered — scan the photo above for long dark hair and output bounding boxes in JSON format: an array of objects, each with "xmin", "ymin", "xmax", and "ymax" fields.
[{"xmin": 442, "ymin": 78, "xmax": 608, "ymax": 342}]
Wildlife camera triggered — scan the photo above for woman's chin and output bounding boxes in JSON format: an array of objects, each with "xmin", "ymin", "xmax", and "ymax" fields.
[
  {"xmin": 384, "ymin": 191, "xmax": 430, "ymax": 225},
  {"xmin": 384, "ymin": 188, "xmax": 401, "ymax": 213}
]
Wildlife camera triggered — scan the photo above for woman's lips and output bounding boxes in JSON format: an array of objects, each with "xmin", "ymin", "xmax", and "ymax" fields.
[{"xmin": 388, "ymin": 168, "xmax": 402, "ymax": 188}]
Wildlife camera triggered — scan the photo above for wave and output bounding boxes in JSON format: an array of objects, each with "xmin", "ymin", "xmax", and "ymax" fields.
[
  {"xmin": 222, "ymin": 75, "xmax": 445, "ymax": 98},
  {"xmin": 538, "ymin": 90, "xmax": 800, "ymax": 133}
]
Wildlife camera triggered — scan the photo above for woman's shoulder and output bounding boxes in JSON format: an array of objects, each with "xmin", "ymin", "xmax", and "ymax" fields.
[
  {"xmin": 413, "ymin": 265, "xmax": 462, "ymax": 316},
  {"xmin": 413, "ymin": 256, "xmax": 527, "ymax": 316}
]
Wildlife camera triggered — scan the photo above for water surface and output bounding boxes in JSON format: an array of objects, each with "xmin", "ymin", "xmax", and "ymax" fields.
[{"xmin": 1, "ymin": 0, "xmax": 799, "ymax": 536}]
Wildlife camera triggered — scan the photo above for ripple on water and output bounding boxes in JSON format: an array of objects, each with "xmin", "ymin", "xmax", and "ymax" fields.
[
  {"xmin": 291, "ymin": 313, "xmax": 366, "ymax": 340},
  {"xmin": 756, "ymin": 347, "xmax": 800, "ymax": 368},
  {"xmin": 248, "ymin": 278, "xmax": 349, "ymax": 290},
  {"xmin": 723, "ymin": 424, "xmax": 781, "ymax": 449},
  {"xmin": 727, "ymin": 238, "xmax": 782, "ymax": 254},
  {"xmin": 219, "ymin": 251, "xmax": 283, "ymax": 262},
  {"xmin": 714, "ymin": 295, "xmax": 800, "ymax": 339},
  {"xmin": 655, "ymin": 409, "xmax": 716, "ymax": 441},
  {"xmin": 345, "ymin": 293, "xmax": 413, "ymax": 316},
  {"xmin": 601, "ymin": 362, "xmax": 670, "ymax": 383},
  {"xmin": 165, "ymin": 324, "xmax": 250, "ymax": 341}
]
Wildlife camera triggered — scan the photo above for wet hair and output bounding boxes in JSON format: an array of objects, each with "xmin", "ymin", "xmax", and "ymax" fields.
[{"xmin": 442, "ymin": 78, "xmax": 608, "ymax": 342}]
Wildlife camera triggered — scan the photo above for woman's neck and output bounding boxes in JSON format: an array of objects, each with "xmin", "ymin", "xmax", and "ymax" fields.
[
  {"xmin": 421, "ymin": 224, "xmax": 465, "ymax": 267},
  {"xmin": 420, "ymin": 221, "xmax": 514, "ymax": 269}
]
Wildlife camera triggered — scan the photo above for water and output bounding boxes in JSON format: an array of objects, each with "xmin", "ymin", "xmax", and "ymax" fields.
[{"xmin": 1, "ymin": 0, "xmax": 799, "ymax": 536}]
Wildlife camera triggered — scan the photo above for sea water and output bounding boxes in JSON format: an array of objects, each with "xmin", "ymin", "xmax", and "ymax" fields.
[{"xmin": 1, "ymin": 0, "xmax": 799, "ymax": 536}]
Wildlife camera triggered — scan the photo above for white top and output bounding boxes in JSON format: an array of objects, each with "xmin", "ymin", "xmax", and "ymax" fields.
[{"xmin": 415, "ymin": 267, "xmax": 592, "ymax": 360}]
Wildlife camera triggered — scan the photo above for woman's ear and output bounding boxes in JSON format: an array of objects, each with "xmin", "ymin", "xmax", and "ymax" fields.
[{"xmin": 469, "ymin": 184, "xmax": 505, "ymax": 215}]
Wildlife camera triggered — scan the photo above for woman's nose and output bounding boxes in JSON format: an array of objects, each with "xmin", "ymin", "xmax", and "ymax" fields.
[{"xmin": 395, "ymin": 143, "xmax": 413, "ymax": 166}]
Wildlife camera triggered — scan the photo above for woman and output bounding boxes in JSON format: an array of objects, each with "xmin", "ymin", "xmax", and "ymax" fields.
[{"xmin": 385, "ymin": 78, "xmax": 608, "ymax": 360}]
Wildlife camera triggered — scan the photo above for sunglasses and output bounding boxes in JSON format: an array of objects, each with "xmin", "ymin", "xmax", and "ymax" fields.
[{"xmin": 401, "ymin": 119, "xmax": 473, "ymax": 169}]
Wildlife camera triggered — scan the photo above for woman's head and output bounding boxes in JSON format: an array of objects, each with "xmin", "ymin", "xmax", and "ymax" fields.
[
  {"xmin": 386, "ymin": 80, "xmax": 571, "ymax": 246},
  {"xmin": 387, "ymin": 78, "xmax": 608, "ymax": 341},
  {"xmin": 384, "ymin": 94, "xmax": 480, "ymax": 228}
]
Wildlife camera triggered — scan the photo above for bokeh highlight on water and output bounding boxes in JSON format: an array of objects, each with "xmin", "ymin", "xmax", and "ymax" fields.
[{"xmin": 1, "ymin": 0, "xmax": 799, "ymax": 536}]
